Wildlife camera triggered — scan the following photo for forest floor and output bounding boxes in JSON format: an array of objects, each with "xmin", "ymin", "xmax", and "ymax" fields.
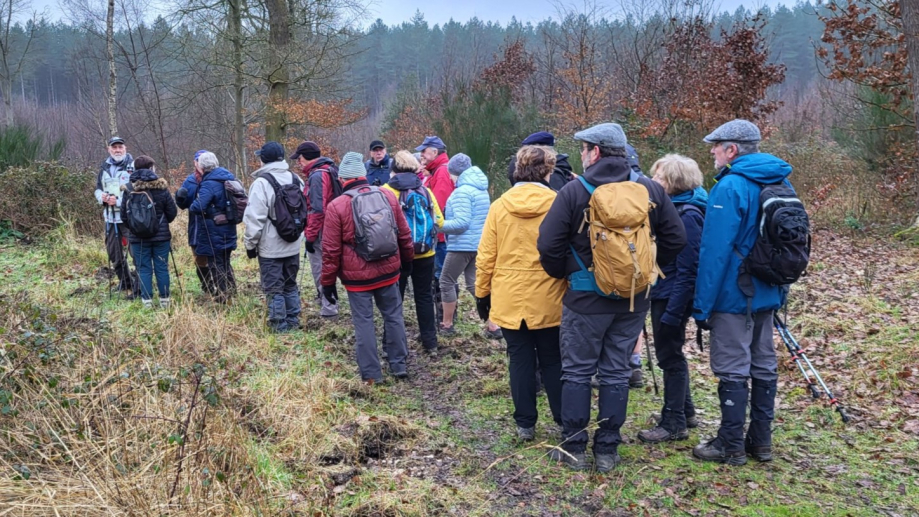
[{"xmin": 0, "ymin": 221, "xmax": 917, "ymax": 516}]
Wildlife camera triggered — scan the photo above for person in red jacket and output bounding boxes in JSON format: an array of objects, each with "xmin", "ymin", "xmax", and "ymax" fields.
[
  {"xmin": 291, "ymin": 141, "xmax": 341, "ymax": 319},
  {"xmin": 321, "ymin": 152, "xmax": 415, "ymax": 384},
  {"xmin": 415, "ymin": 135, "xmax": 455, "ymax": 321}
]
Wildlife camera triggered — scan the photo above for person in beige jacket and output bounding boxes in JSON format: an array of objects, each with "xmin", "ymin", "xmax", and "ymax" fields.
[
  {"xmin": 243, "ymin": 141, "xmax": 304, "ymax": 332},
  {"xmin": 475, "ymin": 145, "xmax": 566, "ymax": 441}
]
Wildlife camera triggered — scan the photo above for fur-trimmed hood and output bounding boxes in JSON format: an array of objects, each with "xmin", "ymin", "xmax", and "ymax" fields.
[{"xmin": 121, "ymin": 168, "xmax": 169, "ymax": 192}]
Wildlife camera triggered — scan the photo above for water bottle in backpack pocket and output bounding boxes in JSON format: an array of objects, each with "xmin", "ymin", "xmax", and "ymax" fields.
[
  {"xmin": 346, "ymin": 187, "xmax": 399, "ymax": 261},
  {"xmin": 215, "ymin": 179, "xmax": 249, "ymax": 225},
  {"xmin": 399, "ymin": 188, "xmax": 436, "ymax": 254}
]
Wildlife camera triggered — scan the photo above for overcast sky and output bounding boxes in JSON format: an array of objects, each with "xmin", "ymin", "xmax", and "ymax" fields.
[{"xmin": 36, "ymin": 0, "xmax": 779, "ymax": 27}]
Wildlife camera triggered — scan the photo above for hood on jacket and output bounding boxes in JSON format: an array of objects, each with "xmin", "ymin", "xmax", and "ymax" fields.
[
  {"xmin": 251, "ymin": 160, "xmax": 289, "ymax": 177},
  {"xmin": 388, "ymin": 172, "xmax": 422, "ymax": 191},
  {"xmin": 671, "ymin": 186, "xmax": 708, "ymax": 209},
  {"xmin": 501, "ymin": 183, "xmax": 555, "ymax": 219},
  {"xmin": 203, "ymin": 166, "xmax": 236, "ymax": 182},
  {"xmin": 555, "ymin": 154, "xmax": 573, "ymax": 175},
  {"xmin": 305, "ymin": 157, "xmax": 335, "ymax": 174},
  {"xmin": 424, "ymin": 152, "xmax": 449, "ymax": 173},
  {"xmin": 719, "ymin": 153, "xmax": 792, "ymax": 185},
  {"xmin": 456, "ymin": 166, "xmax": 489, "ymax": 191},
  {"xmin": 582, "ymin": 156, "xmax": 632, "ymax": 186},
  {"xmin": 129, "ymin": 168, "xmax": 159, "ymax": 183}
]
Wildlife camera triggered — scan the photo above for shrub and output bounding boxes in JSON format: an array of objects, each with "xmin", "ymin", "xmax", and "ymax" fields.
[
  {"xmin": 0, "ymin": 124, "xmax": 65, "ymax": 172},
  {"xmin": 0, "ymin": 162, "xmax": 101, "ymax": 236}
]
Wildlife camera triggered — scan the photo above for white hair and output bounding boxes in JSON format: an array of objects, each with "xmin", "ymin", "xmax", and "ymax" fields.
[{"xmin": 197, "ymin": 152, "xmax": 219, "ymax": 172}]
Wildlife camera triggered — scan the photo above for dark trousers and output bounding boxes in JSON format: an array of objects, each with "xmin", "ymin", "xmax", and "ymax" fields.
[
  {"xmin": 398, "ymin": 255, "xmax": 437, "ymax": 350},
  {"xmin": 504, "ymin": 322, "xmax": 563, "ymax": 429},
  {"xmin": 258, "ymin": 254, "xmax": 301, "ymax": 332},
  {"xmin": 650, "ymin": 300, "xmax": 696, "ymax": 431},
  {"xmin": 207, "ymin": 250, "xmax": 236, "ymax": 302},
  {"xmin": 105, "ymin": 222, "xmax": 134, "ymax": 291}
]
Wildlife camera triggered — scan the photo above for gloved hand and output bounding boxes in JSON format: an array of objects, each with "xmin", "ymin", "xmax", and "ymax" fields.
[
  {"xmin": 475, "ymin": 294, "xmax": 491, "ymax": 322},
  {"xmin": 657, "ymin": 322, "xmax": 684, "ymax": 343},
  {"xmin": 305, "ymin": 241, "xmax": 316, "ymax": 254},
  {"xmin": 322, "ymin": 285, "xmax": 338, "ymax": 305},
  {"xmin": 694, "ymin": 318, "xmax": 712, "ymax": 331},
  {"xmin": 175, "ymin": 187, "xmax": 188, "ymax": 205},
  {"xmin": 246, "ymin": 247, "xmax": 258, "ymax": 259},
  {"xmin": 401, "ymin": 260, "xmax": 413, "ymax": 276}
]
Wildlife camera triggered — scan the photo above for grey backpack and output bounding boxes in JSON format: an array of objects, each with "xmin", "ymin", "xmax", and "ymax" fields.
[{"xmin": 345, "ymin": 186, "xmax": 399, "ymax": 261}]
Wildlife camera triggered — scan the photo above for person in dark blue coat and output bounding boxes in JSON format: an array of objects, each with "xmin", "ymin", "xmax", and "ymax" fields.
[
  {"xmin": 692, "ymin": 119, "xmax": 793, "ymax": 466},
  {"xmin": 638, "ymin": 154, "xmax": 707, "ymax": 444},
  {"xmin": 175, "ymin": 150, "xmax": 211, "ymax": 295},
  {"xmin": 121, "ymin": 155, "xmax": 177, "ymax": 309},
  {"xmin": 188, "ymin": 152, "xmax": 239, "ymax": 303},
  {"xmin": 364, "ymin": 139, "xmax": 392, "ymax": 186}
]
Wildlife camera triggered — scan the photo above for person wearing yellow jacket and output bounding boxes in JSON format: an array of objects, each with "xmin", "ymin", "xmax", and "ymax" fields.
[
  {"xmin": 384, "ymin": 151, "xmax": 445, "ymax": 354},
  {"xmin": 475, "ymin": 146, "xmax": 566, "ymax": 441}
]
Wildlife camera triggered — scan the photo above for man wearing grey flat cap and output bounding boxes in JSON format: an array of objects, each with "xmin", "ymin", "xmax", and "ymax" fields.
[
  {"xmin": 537, "ymin": 122, "xmax": 686, "ymax": 473},
  {"xmin": 691, "ymin": 119, "xmax": 794, "ymax": 466}
]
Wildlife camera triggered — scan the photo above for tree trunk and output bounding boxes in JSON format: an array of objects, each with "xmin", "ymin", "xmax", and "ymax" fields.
[
  {"xmin": 229, "ymin": 0, "xmax": 246, "ymax": 175},
  {"xmin": 1, "ymin": 78, "xmax": 11, "ymax": 126},
  {"xmin": 106, "ymin": 0, "xmax": 118, "ymax": 137},
  {"xmin": 264, "ymin": 0, "xmax": 289, "ymax": 143},
  {"xmin": 901, "ymin": 0, "xmax": 919, "ymax": 225}
]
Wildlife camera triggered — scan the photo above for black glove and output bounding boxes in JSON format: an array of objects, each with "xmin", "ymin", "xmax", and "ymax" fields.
[
  {"xmin": 657, "ymin": 322, "xmax": 684, "ymax": 343},
  {"xmin": 475, "ymin": 294, "xmax": 491, "ymax": 322},
  {"xmin": 322, "ymin": 285, "xmax": 338, "ymax": 305},
  {"xmin": 175, "ymin": 187, "xmax": 188, "ymax": 205},
  {"xmin": 694, "ymin": 318, "xmax": 712, "ymax": 331},
  {"xmin": 305, "ymin": 240, "xmax": 316, "ymax": 254},
  {"xmin": 401, "ymin": 260, "xmax": 413, "ymax": 276},
  {"xmin": 246, "ymin": 247, "xmax": 258, "ymax": 259}
]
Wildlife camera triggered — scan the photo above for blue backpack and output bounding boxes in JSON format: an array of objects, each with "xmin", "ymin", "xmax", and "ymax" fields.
[{"xmin": 399, "ymin": 187, "xmax": 436, "ymax": 254}]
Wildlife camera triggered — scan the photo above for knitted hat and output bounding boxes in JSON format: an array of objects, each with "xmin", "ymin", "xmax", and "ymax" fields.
[
  {"xmin": 338, "ymin": 152, "xmax": 366, "ymax": 179},
  {"xmin": 448, "ymin": 153, "xmax": 472, "ymax": 176}
]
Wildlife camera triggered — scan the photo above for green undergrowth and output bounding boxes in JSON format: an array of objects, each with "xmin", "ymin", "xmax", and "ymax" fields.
[{"xmin": 0, "ymin": 228, "xmax": 917, "ymax": 516}]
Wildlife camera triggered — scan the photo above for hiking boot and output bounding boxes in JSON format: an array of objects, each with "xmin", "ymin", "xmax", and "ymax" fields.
[
  {"xmin": 693, "ymin": 437, "xmax": 747, "ymax": 466},
  {"xmin": 594, "ymin": 452, "xmax": 621, "ymax": 473},
  {"xmin": 629, "ymin": 368, "xmax": 645, "ymax": 388},
  {"xmin": 548, "ymin": 448, "xmax": 589, "ymax": 471},
  {"xmin": 423, "ymin": 346, "xmax": 439, "ymax": 358},
  {"xmin": 516, "ymin": 426, "xmax": 535, "ymax": 441},
  {"xmin": 392, "ymin": 370, "xmax": 409, "ymax": 381},
  {"xmin": 745, "ymin": 436, "xmax": 773, "ymax": 462},
  {"xmin": 653, "ymin": 413, "xmax": 700, "ymax": 429},
  {"xmin": 159, "ymin": 298, "xmax": 171, "ymax": 309},
  {"xmin": 485, "ymin": 328, "xmax": 503, "ymax": 340},
  {"xmin": 321, "ymin": 314, "xmax": 340, "ymax": 322},
  {"xmin": 141, "ymin": 298, "xmax": 153, "ymax": 309},
  {"xmin": 439, "ymin": 325, "xmax": 456, "ymax": 337},
  {"xmin": 638, "ymin": 426, "xmax": 689, "ymax": 444}
]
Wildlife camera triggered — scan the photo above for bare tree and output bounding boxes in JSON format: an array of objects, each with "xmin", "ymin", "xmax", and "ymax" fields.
[
  {"xmin": 106, "ymin": 0, "xmax": 117, "ymax": 136},
  {"xmin": 0, "ymin": 0, "xmax": 38, "ymax": 126}
]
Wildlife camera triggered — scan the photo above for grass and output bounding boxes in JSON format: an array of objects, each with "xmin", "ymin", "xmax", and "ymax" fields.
[{"xmin": 0, "ymin": 218, "xmax": 918, "ymax": 515}]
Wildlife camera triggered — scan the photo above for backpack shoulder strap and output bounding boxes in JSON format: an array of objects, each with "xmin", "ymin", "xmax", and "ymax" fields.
[
  {"xmin": 257, "ymin": 172, "xmax": 282, "ymax": 193},
  {"xmin": 289, "ymin": 171, "xmax": 304, "ymax": 189},
  {"xmin": 576, "ymin": 175, "xmax": 596, "ymax": 194},
  {"xmin": 677, "ymin": 203, "xmax": 704, "ymax": 217},
  {"xmin": 629, "ymin": 170, "xmax": 641, "ymax": 182}
]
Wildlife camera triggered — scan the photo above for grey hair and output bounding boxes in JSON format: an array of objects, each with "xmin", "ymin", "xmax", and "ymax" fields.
[
  {"xmin": 197, "ymin": 152, "xmax": 219, "ymax": 172},
  {"xmin": 720, "ymin": 141, "xmax": 759, "ymax": 156}
]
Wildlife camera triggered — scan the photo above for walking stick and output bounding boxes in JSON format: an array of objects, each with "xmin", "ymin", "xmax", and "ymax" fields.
[{"xmin": 642, "ymin": 325, "xmax": 659, "ymax": 396}]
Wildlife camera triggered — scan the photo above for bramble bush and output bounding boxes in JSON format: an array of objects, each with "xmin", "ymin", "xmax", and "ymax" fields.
[{"xmin": 0, "ymin": 162, "xmax": 101, "ymax": 237}]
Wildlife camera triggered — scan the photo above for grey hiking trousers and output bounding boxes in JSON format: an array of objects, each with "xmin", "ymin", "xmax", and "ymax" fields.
[
  {"xmin": 306, "ymin": 236, "xmax": 339, "ymax": 317},
  {"xmin": 709, "ymin": 311, "xmax": 778, "ymax": 383},
  {"xmin": 347, "ymin": 282, "xmax": 408, "ymax": 382}
]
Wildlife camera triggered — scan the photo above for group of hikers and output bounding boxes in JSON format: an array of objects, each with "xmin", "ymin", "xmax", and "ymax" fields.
[{"xmin": 94, "ymin": 117, "xmax": 810, "ymax": 472}]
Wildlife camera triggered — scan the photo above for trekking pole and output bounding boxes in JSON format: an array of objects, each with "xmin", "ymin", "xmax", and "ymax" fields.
[
  {"xmin": 169, "ymin": 246, "xmax": 185, "ymax": 293},
  {"xmin": 642, "ymin": 325, "xmax": 659, "ymax": 396},
  {"xmin": 773, "ymin": 313, "xmax": 850, "ymax": 423}
]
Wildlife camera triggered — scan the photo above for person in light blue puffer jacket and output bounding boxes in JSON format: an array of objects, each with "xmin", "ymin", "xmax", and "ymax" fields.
[{"xmin": 438, "ymin": 154, "xmax": 501, "ymax": 338}]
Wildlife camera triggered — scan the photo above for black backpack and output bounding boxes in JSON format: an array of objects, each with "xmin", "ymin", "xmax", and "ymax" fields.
[
  {"xmin": 743, "ymin": 183, "xmax": 810, "ymax": 286},
  {"xmin": 257, "ymin": 172, "xmax": 307, "ymax": 242},
  {"xmin": 123, "ymin": 188, "xmax": 160, "ymax": 239}
]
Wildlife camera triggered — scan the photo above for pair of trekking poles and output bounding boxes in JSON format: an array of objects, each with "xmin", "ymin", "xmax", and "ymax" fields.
[{"xmin": 642, "ymin": 309, "xmax": 850, "ymax": 424}]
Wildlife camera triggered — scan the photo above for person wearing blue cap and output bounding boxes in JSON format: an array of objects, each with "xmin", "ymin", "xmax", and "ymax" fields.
[
  {"xmin": 507, "ymin": 131, "xmax": 575, "ymax": 191},
  {"xmin": 536, "ymin": 123, "xmax": 686, "ymax": 473},
  {"xmin": 691, "ymin": 119, "xmax": 792, "ymax": 466},
  {"xmin": 175, "ymin": 150, "xmax": 214, "ymax": 296},
  {"xmin": 94, "ymin": 136, "xmax": 136, "ymax": 298}
]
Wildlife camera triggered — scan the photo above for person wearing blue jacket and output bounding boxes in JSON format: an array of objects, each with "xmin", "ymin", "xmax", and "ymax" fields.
[
  {"xmin": 638, "ymin": 154, "xmax": 707, "ymax": 444},
  {"xmin": 692, "ymin": 119, "xmax": 791, "ymax": 466},
  {"xmin": 438, "ymin": 153, "xmax": 501, "ymax": 339},
  {"xmin": 175, "ymin": 150, "xmax": 212, "ymax": 296},
  {"xmin": 188, "ymin": 152, "xmax": 239, "ymax": 303}
]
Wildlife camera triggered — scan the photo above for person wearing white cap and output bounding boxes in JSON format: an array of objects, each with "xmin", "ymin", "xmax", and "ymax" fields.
[{"xmin": 94, "ymin": 136, "xmax": 137, "ymax": 298}]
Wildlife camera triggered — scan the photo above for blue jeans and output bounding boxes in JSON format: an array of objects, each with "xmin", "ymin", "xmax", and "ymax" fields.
[
  {"xmin": 131, "ymin": 241, "xmax": 171, "ymax": 300},
  {"xmin": 433, "ymin": 241, "xmax": 447, "ymax": 280}
]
